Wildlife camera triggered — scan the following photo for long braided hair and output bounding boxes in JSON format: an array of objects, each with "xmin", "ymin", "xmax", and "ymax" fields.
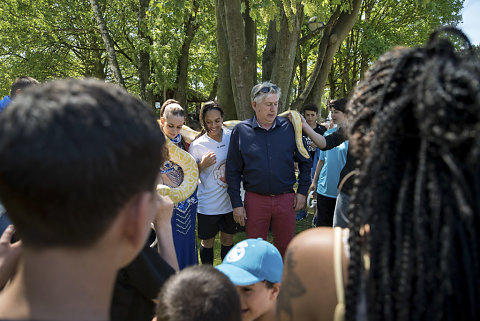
[{"xmin": 345, "ymin": 27, "xmax": 480, "ymax": 321}]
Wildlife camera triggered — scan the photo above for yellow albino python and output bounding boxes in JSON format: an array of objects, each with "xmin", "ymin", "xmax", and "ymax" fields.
[
  {"xmin": 156, "ymin": 109, "xmax": 307, "ymax": 204},
  {"xmin": 279, "ymin": 110, "xmax": 309, "ymax": 159},
  {"xmin": 156, "ymin": 122, "xmax": 199, "ymax": 204}
]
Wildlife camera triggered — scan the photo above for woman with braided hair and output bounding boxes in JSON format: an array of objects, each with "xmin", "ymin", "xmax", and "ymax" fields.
[{"xmin": 276, "ymin": 27, "xmax": 480, "ymax": 321}]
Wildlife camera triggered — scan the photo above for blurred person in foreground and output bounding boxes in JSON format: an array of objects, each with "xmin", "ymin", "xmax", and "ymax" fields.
[
  {"xmin": 277, "ymin": 27, "xmax": 480, "ymax": 321},
  {"xmin": 0, "ymin": 79, "xmax": 173, "ymax": 321}
]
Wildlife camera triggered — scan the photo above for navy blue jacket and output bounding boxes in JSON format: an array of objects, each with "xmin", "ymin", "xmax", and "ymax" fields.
[{"xmin": 226, "ymin": 116, "xmax": 312, "ymax": 208}]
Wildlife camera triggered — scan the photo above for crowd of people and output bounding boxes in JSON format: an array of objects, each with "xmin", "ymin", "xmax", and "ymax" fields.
[{"xmin": 0, "ymin": 26, "xmax": 478, "ymax": 321}]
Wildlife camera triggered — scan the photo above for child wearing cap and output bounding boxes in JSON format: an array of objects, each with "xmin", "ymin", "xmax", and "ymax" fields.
[{"xmin": 216, "ymin": 238, "xmax": 283, "ymax": 321}]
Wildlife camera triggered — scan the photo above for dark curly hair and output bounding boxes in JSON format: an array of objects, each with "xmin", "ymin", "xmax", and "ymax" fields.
[{"xmin": 345, "ymin": 27, "xmax": 480, "ymax": 321}]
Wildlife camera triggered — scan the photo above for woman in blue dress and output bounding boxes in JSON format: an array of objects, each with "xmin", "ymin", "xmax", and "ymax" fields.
[{"xmin": 159, "ymin": 99, "xmax": 198, "ymax": 269}]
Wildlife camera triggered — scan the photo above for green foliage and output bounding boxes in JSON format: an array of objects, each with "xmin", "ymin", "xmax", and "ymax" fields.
[
  {"xmin": 148, "ymin": 0, "xmax": 217, "ymax": 103},
  {"xmin": 0, "ymin": 0, "xmax": 96, "ymax": 94},
  {"xmin": 0, "ymin": 0, "xmax": 465, "ymax": 110},
  {"xmin": 326, "ymin": 0, "xmax": 464, "ymax": 99},
  {"xmin": 248, "ymin": 0, "xmax": 280, "ymax": 24}
]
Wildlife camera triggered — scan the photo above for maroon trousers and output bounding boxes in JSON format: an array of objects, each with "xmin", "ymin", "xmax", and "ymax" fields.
[{"xmin": 244, "ymin": 191, "xmax": 295, "ymax": 258}]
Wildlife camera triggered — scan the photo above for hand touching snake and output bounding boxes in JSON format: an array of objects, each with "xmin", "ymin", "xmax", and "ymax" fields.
[{"xmin": 157, "ymin": 110, "xmax": 308, "ymax": 203}]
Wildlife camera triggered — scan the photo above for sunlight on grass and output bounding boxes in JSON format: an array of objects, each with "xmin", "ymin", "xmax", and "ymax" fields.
[{"xmin": 195, "ymin": 206, "xmax": 316, "ymax": 266}]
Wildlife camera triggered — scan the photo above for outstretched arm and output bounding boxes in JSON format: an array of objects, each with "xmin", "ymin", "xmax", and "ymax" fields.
[
  {"xmin": 0, "ymin": 225, "xmax": 22, "ymax": 289},
  {"xmin": 226, "ymin": 127, "xmax": 244, "ymax": 209},
  {"xmin": 300, "ymin": 115, "xmax": 326, "ymax": 149},
  {"xmin": 300, "ymin": 115, "xmax": 346, "ymax": 150},
  {"xmin": 153, "ymin": 195, "xmax": 179, "ymax": 271}
]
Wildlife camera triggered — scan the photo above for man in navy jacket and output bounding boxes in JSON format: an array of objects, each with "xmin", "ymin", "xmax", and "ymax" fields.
[{"xmin": 226, "ymin": 82, "xmax": 311, "ymax": 257}]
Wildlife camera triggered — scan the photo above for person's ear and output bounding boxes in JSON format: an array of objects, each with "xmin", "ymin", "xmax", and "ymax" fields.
[
  {"xmin": 251, "ymin": 101, "xmax": 256, "ymax": 110},
  {"xmin": 119, "ymin": 192, "xmax": 153, "ymax": 263},
  {"xmin": 270, "ymin": 282, "xmax": 281, "ymax": 300},
  {"xmin": 160, "ymin": 117, "xmax": 165, "ymax": 125}
]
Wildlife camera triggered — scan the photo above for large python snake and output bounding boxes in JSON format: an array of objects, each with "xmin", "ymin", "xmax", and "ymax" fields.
[{"xmin": 156, "ymin": 110, "xmax": 308, "ymax": 203}]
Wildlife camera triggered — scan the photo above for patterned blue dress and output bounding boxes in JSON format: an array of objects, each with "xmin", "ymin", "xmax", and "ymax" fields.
[{"xmin": 160, "ymin": 138, "xmax": 198, "ymax": 269}]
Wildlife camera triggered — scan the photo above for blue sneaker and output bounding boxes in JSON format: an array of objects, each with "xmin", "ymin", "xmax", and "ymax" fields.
[{"xmin": 296, "ymin": 210, "xmax": 308, "ymax": 221}]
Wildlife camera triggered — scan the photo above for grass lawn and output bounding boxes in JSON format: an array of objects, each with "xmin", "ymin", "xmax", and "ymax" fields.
[{"xmin": 196, "ymin": 206, "xmax": 316, "ymax": 266}]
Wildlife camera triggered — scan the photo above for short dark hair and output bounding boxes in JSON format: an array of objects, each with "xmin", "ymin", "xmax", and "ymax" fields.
[
  {"xmin": 302, "ymin": 103, "xmax": 318, "ymax": 114},
  {"xmin": 10, "ymin": 76, "xmax": 39, "ymax": 98},
  {"xmin": 156, "ymin": 265, "xmax": 241, "ymax": 321},
  {"xmin": 328, "ymin": 98, "xmax": 347, "ymax": 113},
  {"xmin": 0, "ymin": 78, "xmax": 165, "ymax": 248}
]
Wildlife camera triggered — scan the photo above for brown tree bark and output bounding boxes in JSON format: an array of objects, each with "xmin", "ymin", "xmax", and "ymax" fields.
[
  {"xmin": 174, "ymin": 0, "xmax": 200, "ymax": 109},
  {"xmin": 262, "ymin": 20, "xmax": 278, "ymax": 82},
  {"xmin": 290, "ymin": 0, "xmax": 362, "ymax": 110},
  {"xmin": 307, "ymin": 0, "xmax": 362, "ymax": 106},
  {"xmin": 221, "ymin": 0, "xmax": 255, "ymax": 120},
  {"xmin": 138, "ymin": 0, "xmax": 153, "ymax": 106},
  {"xmin": 90, "ymin": 0, "xmax": 125, "ymax": 88},
  {"xmin": 215, "ymin": 0, "xmax": 236, "ymax": 119},
  {"xmin": 270, "ymin": 2, "xmax": 304, "ymax": 112}
]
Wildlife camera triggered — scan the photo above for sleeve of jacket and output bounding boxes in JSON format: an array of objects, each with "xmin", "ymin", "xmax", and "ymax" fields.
[
  {"xmin": 321, "ymin": 127, "xmax": 346, "ymax": 151},
  {"xmin": 226, "ymin": 125, "xmax": 244, "ymax": 208},
  {"xmin": 294, "ymin": 143, "xmax": 312, "ymax": 196}
]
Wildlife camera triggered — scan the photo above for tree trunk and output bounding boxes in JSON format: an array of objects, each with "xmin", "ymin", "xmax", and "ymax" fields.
[
  {"xmin": 90, "ymin": 0, "xmax": 125, "ymax": 88},
  {"xmin": 262, "ymin": 20, "xmax": 278, "ymax": 82},
  {"xmin": 270, "ymin": 2, "xmax": 303, "ymax": 112},
  {"xmin": 222, "ymin": 0, "xmax": 255, "ymax": 120},
  {"xmin": 290, "ymin": 7, "xmax": 341, "ymax": 110},
  {"xmin": 359, "ymin": 0, "xmax": 374, "ymax": 80},
  {"xmin": 328, "ymin": 67, "xmax": 336, "ymax": 101},
  {"xmin": 290, "ymin": 0, "xmax": 362, "ymax": 110},
  {"xmin": 243, "ymin": 0, "xmax": 257, "ymax": 87},
  {"xmin": 138, "ymin": 0, "xmax": 153, "ymax": 106},
  {"xmin": 174, "ymin": 0, "xmax": 200, "ymax": 109},
  {"xmin": 215, "ymin": 0, "xmax": 236, "ymax": 120},
  {"xmin": 208, "ymin": 76, "xmax": 218, "ymax": 101}
]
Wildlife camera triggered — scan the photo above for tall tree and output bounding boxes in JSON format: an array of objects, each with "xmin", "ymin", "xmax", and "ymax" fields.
[
  {"xmin": 270, "ymin": 2, "xmax": 304, "ymax": 111},
  {"xmin": 290, "ymin": 0, "xmax": 362, "ymax": 110},
  {"xmin": 215, "ymin": 0, "xmax": 256, "ymax": 120},
  {"xmin": 326, "ymin": 0, "xmax": 464, "ymax": 100},
  {"xmin": 91, "ymin": 0, "xmax": 126, "ymax": 88},
  {"xmin": 215, "ymin": 0, "xmax": 236, "ymax": 119},
  {"xmin": 174, "ymin": 0, "xmax": 200, "ymax": 108},
  {"xmin": 138, "ymin": 0, "xmax": 153, "ymax": 105}
]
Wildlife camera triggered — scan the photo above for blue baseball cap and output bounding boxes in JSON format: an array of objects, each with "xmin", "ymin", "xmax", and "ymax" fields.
[{"xmin": 216, "ymin": 238, "xmax": 283, "ymax": 286}]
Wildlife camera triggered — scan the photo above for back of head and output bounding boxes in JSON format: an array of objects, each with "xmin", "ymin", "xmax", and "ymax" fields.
[
  {"xmin": 0, "ymin": 78, "xmax": 165, "ymax": 249},
  {"xmin": 160, "ymin": 99, "xmax": 185, "ymax": 119},
  {"xmin": 346, "ymin": 27, "xmax": 480, "ymax": 321},
  {"xmin": 156, "ymin": 265, "xmax": 241, "ymax": 321},
  {"xmin": 10, "ymin": 76, "xmax": 39, "ymax": 98}
]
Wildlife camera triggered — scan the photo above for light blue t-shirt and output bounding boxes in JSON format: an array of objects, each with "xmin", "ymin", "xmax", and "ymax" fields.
[
  {"xmin": 0, "ymin": 96, "xmax": 11, "ymax": 112},
  {"xmin": 316, "ymin": 127, "xmax": 348, "ymax": 198}
]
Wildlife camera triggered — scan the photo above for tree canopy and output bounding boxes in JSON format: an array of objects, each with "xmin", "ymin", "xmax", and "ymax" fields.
[{"xmin": 0, "ymin": 0, "xmax": 464, "ymax": 121}]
